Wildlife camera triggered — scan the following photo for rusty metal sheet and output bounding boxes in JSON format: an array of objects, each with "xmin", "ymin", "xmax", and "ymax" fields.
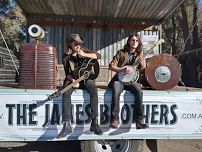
[
  {"xmin": 19, "ymin": 42, "xmax": 57, "ymax": 89},
  {"xmin": 145, "ymin": 53, "xmax": 182, "ymax": 90}
]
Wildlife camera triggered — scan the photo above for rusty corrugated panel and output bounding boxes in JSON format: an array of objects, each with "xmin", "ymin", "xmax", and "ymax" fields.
[{"xmin": 19, "ymin": 41, "xmax": 57, "ymax": 89}]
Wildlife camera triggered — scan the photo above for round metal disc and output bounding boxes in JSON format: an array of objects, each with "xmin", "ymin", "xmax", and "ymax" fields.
[{"xmin": 145, "ymin": 53, "xmax": 182, "ymax": 90}]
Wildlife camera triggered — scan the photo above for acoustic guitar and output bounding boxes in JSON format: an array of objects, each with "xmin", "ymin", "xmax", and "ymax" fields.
[
  {"xmin": 118, "ymin": 39, "xmax": 164, "ymax": 85},
  {"xmin": 47, "ymin": 58, "xmax": 99, "ymax": 100}
]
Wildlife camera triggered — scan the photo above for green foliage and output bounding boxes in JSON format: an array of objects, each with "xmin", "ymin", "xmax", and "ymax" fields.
[
  {"xmin": 0, "ymin": 0, "xmax": 10, "ymax": 7},
  {"xmin": 162, "ymin": 0, "xmax": 200, "ymax": 55},
  {"xmin": 0, "ymin": 2, "xmax": 26, "ymax": 59},
  {"xmin": 162, "ymin": 14, "xmax": 184, "ymax": 55}
]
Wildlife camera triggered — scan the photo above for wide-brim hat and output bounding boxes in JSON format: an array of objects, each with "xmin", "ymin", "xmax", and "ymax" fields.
[{"xmin": 67, "ymin": 34, "xmax": 84, "ymax": 44}]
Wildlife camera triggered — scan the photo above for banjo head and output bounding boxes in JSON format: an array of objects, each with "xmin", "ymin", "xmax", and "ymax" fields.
[
  {"xmin": 118, "ymin": 66, "xmax": 139, "ymax": 85},
  {"xmin": 145, "ymin": 53, "xmax": 182, "ymax": 90}
]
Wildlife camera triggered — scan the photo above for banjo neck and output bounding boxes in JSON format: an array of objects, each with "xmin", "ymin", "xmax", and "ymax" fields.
[{"xmin": 142, "ymin": 39, "xmax": 164, "ymax": 56}]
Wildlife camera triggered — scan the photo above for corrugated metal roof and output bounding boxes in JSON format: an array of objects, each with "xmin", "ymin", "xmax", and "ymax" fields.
[{"xmin": 16, "ymin": 0, "xmax": 185, "ymax": 24}]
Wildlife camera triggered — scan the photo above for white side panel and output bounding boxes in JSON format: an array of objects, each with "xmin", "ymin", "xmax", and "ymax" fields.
[{"xmin": 0, "ymin": 89, "xmax": 202, "ymax": 141}]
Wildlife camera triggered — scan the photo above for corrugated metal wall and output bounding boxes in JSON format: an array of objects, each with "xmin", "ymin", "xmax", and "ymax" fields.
[
  {"xmin": 27, "ymin": 24, "xmax": 159, "ymax": 84},
  {"xmin": 0, "ymin": 47, "xmax": 19, "ymax": 85},
  {"xmin": 29, "ymin": 26, "xmax": 159, "ymax": 66}
]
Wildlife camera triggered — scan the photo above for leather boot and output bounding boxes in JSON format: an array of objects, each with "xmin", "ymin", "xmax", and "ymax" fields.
[
  {"xmin": 136, "ymin": 119, "xmax": 149, "ymax": 129},
  {"xmin": 56, "ymin": 120, "xmax": 72, "ymax": 139},
  {"xmin": 90, "ymin": 118, "xmax": 103, "ymax": 135}
]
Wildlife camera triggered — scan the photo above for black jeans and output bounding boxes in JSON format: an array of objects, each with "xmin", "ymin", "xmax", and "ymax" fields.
[
  {"xmin": 111, "ymin": 80, "xmax": 143, "ymax": 121},
  {"xmin": 62, "ymin": 79, "xmax": 98, "ymax": 121}
]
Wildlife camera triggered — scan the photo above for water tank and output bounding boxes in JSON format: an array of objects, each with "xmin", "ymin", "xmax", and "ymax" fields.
[{"xmin": 19, "ymin": 41, "xmax": 57, "ymax": 89}]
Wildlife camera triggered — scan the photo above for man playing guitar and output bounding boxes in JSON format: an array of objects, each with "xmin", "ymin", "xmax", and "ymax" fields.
[
  {"xmin": 108, "ymin": 33, "xmax": 149, "ymax": 129},
  {"xmin": 57, "ymin": 34, "xmax": 102, "ymax": 139}
]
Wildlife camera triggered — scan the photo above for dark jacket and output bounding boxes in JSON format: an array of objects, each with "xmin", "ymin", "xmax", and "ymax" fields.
[
  {"xmin": 62, "ymin": 47, "xmax": 95, "ymax": 77},
  {"xmin": 108, "ymin": 48, "xmax": 143, "ymax": 88}
]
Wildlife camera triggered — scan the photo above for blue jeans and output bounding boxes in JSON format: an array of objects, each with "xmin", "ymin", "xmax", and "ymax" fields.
[
  {"xmin": 111, "ymin": 80, "xmax": 143, "ymax": 121},
  {"xmin": 62, "ymin": 79, "xmax": 98, "ymax": 121}
]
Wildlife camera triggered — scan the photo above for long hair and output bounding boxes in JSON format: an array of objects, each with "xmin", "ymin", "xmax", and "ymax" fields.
[{"xmin": 124, "ymin": 33, "xmax": 143, "ymax": 54}]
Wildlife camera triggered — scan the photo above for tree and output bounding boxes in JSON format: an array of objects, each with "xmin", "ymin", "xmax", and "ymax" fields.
[
  {"xmin": 0, "ymin": 0, "xmax": 26, "ymax": 59},
  {"xmin": 162, "ymin": 0, "xmax": 201, "ymax": 87}
]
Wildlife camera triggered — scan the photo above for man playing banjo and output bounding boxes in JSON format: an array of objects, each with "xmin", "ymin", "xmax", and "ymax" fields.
[{"xmin": 108, "ymin": 33, "xmax": 149, "ymax": 129}]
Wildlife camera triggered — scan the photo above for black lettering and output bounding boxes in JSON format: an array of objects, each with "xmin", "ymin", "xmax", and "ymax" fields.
[
  {"xmin": 159, "ymin": 104, "xmax": 169, "ymax": 125},
  {"xmin": 142, "ymin": 104, "xmax": 147, "ymax": 120},
  {"xmin": 17, "ymin": 104, "xmax": 27, "ymax": 125},
  {"xmin": 145, "ymin": 104, "xmax": 150, "ymax": 123},
  {"xmin": 28, "ymin": 104, "xmax": 37, "ymax": 125},
  {"xmin": 182, "ymin": 113, "xmax": 186, "ymax": 119},
  {"xmin": 151, "ymin": 104, "xmax": 158, "ymax": 124},
  {"xmin": 121, "ymin": 104, "xmax": 131, "ymax": 124},
  {"xmin": 131, "ymin": 104, "xmax": 135, "ymax": 122},
  {"xmin": 51, "ymin": 104, "xmax": 60, "ymax": 125},
  {"xmin": 6, "ymin": 104, "xmax": 16, "ymax": 125},
  {"xmin": 76, "ymin": 104, "xmax": 84, "ymax": 125},
  {"xmin": 170, "ymin": 104, "xmax": 178, "ymax": 125},
  {"xmin": 85, "ymin": 104, "xmax": 91, "ymax": 124},
  {"xmin": 198, "ymin": 114, "xmax": 202, "ymax": 119},
  {"xmin": 71, "ymin": 104, "xmax": 74, "ymax": 123},
  {"xmin": 100, "ymin": 104, "xmax": 110, "ymax": 125},
  {"xmin": 42, "ymin": 104, "xmax": 50, "ymax": 127}
]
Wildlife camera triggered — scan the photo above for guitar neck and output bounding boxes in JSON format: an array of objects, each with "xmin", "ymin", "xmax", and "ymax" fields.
[{"xmin": 60, "ymin": 75, "xmax": 85, "ymax": 94}]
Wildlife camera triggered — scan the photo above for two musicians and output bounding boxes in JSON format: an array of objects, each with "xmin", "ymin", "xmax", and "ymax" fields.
[{"xmin": 57, "ymin": 33, "xmax": 148, "ymax": 139}]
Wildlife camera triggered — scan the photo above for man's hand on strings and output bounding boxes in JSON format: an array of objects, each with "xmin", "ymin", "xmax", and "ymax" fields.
[{"xmin": 121, "ymin": 66, "xmax": 133, "ymax": 74}]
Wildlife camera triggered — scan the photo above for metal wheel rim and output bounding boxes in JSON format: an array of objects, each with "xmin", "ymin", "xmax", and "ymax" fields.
[{"xmin": 94, "ymin": 140, "xmax": 131, "ymax": 152}]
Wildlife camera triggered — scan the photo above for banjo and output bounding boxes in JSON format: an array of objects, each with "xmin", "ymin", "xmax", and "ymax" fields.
[{"xmin": 118, "ymin": 39, "xmax": 164, "ymax": 85}]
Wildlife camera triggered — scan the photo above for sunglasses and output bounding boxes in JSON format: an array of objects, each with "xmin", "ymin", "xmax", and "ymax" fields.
[{"xmin": 72, "ymin": 41, "xmax": 81, "ymax": 46}]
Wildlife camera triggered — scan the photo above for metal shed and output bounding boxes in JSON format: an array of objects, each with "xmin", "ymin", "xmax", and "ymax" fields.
[
  {"xmin": 16, "ymin": 0, "xmax": 184, "ymax": 23},
  {"xmin": 16, "ymin": 0, "xmax": 185, "ymax": 84}
]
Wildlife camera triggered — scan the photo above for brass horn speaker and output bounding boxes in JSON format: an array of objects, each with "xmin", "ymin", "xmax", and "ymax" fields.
[{"xmin": 28, "ymin": 24, "xmax": 45, "ymax": 40}]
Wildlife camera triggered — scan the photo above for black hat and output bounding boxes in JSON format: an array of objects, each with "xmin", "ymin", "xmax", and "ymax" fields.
[{"xmin": 68, "ymin": 34, "xmax": 84, "ymax": 44}]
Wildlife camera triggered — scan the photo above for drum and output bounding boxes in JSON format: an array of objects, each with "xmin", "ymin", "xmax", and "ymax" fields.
[{"xmin": 145, "ymin": 53, "xmax": 182, "ymax": 90}]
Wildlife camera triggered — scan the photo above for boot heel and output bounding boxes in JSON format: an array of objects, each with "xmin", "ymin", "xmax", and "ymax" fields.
[
  {"xmin": 90, "ymin": 118, "xmax": 103, "ymax": 135},
  {"xmin": 56, "ymin": 121, "xmax": 72, "ymax": 139},
  {"xmin": 90, "ymin": 126, "xmax": 94, "ymax": 132}
]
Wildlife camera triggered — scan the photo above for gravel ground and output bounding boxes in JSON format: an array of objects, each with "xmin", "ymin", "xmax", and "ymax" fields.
[{"xmin": 0, "ymin": 140, "xmax": 202, "ymax": 152}]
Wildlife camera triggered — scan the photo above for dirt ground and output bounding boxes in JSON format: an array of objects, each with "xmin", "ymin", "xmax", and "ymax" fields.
[
  {"xmin": 143, "ymin": 139, "xmax": 202, "ymax": 152},
  {"xmin": 0, "ymin": 140, "xmax": 202, "ymax": 152}
]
